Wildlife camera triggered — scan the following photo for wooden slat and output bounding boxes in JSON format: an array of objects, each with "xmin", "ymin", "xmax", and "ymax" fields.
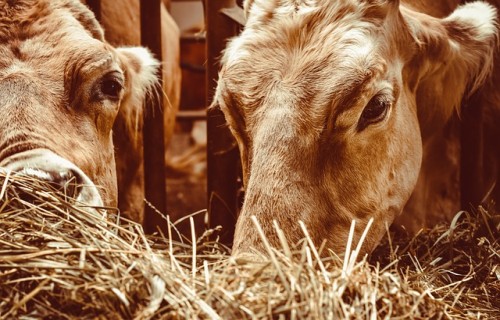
[
  {"xmin": 460, "ymin": 95, "xmax": 484, "ymax": 209},
  {"xmin": 205, "ymin": 0, "xmax": 242, "ymax": 246},
  {"xmin": 140, "ymin": 0, "xmax": 167, "ymax": 233}
]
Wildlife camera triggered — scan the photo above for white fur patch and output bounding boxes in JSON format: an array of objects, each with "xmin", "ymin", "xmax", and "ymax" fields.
[
  {"xmin": 0, "ymin": 149, "xmax": 104, "ymax": 207},
  {"xmin": 445, "ymin": 2, "xmax": 497, "ymax": 40},
  {"xmin": 117, "ymin": 46, "xmax": 160, "ymax": 92},
  {"xmin": 341, "ymin": 30, "xmax": 375, "ymax": 61},
  {"xmin": 223, "ymin": 35, "xmax": 251, "ymax": 66}
]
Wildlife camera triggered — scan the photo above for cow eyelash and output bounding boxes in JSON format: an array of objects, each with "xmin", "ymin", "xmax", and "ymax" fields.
[{"xmin": 357, "ymin": 94, "xmax": 392, "ymax": 131}]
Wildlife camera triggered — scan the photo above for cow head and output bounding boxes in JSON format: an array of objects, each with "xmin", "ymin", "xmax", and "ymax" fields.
[
  {"xmin": 0, "ymin": 0, "xmax": 158, "ymax": 209},
  {"xmin": 214, "ymin": 0, "xmax": 497, "ymax": 256}
]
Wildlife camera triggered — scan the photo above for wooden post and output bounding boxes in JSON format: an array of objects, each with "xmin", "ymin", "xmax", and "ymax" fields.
[
  {"xmin": 140, "ymin": 0, "xmax": 167, "ymax": 233},
  {"xmin": 205, "ymin": 0, "xmax": 242, "ymax": 246},
  {"xmin": 460, "ymin": 94, "xmax": 484, "ymax": 210}
]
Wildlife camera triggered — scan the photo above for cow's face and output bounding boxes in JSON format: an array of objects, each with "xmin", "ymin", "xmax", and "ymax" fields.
[
  {"xmin": 215, "ymin": 0, "xmax": 497, "ymax": 256},
  {"xmin": 0, "ymin": 0, "xmax": 158, "ymax": 208}
]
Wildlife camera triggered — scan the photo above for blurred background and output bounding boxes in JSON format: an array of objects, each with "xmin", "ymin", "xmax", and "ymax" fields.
[{"xmin": 166, "ymin": 1, "xmax": 208, "ymax": 237}]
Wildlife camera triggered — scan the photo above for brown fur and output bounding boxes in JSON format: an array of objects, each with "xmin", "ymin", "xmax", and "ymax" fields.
[
  {"xmin": 0, "ymin": 0, "xmax": 162, "ymax": 213},
  {"xmin": 214, "ymin": 0, "xmax": 498, "ymax": 256}
]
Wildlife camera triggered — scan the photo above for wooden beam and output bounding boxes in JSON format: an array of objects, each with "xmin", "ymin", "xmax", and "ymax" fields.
[
  {"xmin": 205, "ymin": 0, "xmax": 242, "ymax": 246},
  {"xmin": 140, "ymin": 0, "xmax": 167, "ymax": 233},
  {"xmin": 461, "ymin": 94, "xmax": 484, "ymax": 209}
]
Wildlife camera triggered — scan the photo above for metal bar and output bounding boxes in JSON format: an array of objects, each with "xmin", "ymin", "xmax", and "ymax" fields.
[
  {"xmin": 140, "ymin": 0, "xmax": 167, "ymax": 233},
  {"xmin": 460, "ymin": 94, "xmax": 484, "ymax": 209},
  {"xmin": 205, "ymin": 0, "xmax": 242, "ymax": 246},
  {"xmin": 86, "ymin": 0, "xmax": 101, "ymax": 22}
]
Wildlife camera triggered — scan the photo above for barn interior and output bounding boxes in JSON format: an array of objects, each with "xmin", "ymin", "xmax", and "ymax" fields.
[
  {"xmin": 166, "ymin": 1, "xmax": 209, "ymax": 239},
  {"xmin": 0, "ymin": 0, "xmax": 498, "ymax": 318},
  {"xmin": 157, "ymin": 0, "xmax": 244, "ymax": 246}
]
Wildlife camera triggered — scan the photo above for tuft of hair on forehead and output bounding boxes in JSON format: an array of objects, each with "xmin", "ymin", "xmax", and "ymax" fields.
[
  {"xmin": 243, "ymin": 0, "xmax": 400, "ymax": 19},
  {"xmin": 224, "ymin": 0, "xmax": 393, "ymax": 80},
  {"xmin": 244, "ymin": 0, "xmax": 322, "ymax": 15},
  {"xmin": 230, "ymin": 0, "xmax": 393, "ymax": 61}
]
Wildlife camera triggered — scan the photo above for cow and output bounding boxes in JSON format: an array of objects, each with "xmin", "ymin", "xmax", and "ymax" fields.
[
  {"xmin": 0, "ymin": 0, "xmax": 176, "ymax": 220},
  {"xmin": 91, "ymin": 0, "xmax": 181, "ymax": 223},
  {"xmin": 212, "ymin": 0, "xmax": 499, "ymax": 257}
]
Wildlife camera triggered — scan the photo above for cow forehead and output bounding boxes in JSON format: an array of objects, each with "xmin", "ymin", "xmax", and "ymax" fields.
[
  {"xmin": 0, "ymin": 0, "xmax": 100, "ymax": 38},
  {"xmin": 0, "ymin": 0, "xmax": 102, "ymax": 49},
  {"xmin": 221, "ymin": 3, "xmax": 394, "ymax": 117},
  {"xmin": 227, "ymin": 1, "xmax": 377, "ymax": 62},
  {"xmin": 0, "ymin": 1, "xmax": 115, "ymax": 86}
]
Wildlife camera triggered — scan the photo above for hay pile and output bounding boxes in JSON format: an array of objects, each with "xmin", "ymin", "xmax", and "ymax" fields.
[{"xmin": 0, "ymin": 171, "xmax": 499, "ymax": 319}]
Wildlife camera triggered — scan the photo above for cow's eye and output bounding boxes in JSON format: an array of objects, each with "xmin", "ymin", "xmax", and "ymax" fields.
[
  {"xmin": 99, "ymin": 74, "xmax": 124, "ymax": 100},
  {"xmin": 357, "ymin": 95, "xmax": 391, "ymax": 131}
]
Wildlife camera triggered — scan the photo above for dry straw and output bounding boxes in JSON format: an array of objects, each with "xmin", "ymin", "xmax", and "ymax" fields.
[{"xmin": 0, "ymin": 171, "xmax": 499, "ymax": 319}]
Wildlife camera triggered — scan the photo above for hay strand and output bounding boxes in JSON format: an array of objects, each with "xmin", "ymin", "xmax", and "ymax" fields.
[{"xmin": 0, "ymin": 171, "xmax": 499, "ymax": 319}]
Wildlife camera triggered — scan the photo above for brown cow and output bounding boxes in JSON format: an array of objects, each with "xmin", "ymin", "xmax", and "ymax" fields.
[
  {"xmin": 0, "ymin": 0, "xmax": 162, "ymax": 213},
  {"xmin": 213, "ymin": 0, "xmax": 498, "ymax": 256}
]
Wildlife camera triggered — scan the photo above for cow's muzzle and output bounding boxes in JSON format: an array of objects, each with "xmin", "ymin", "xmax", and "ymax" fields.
[{"xmin": 0, "ymin": 148, "xmax": 103, "ymax": 207}]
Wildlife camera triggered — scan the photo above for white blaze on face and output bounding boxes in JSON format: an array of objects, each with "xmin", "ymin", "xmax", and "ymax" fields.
[{"xmin": 344, "ymin": 32, "xmax": 375, "ymax": 59}]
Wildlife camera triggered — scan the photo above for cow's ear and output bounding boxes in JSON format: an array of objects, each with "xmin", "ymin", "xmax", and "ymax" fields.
[
  {"xmin": 116, "ymin": 47, "xmax": 160, "ymax": 97},
  {"xmin": 116, "ymin": 47, "xmax": 160, "ymax": 115},
  {"xmin": 428, "ymin": 2, "xmax": 496, "ymax": 95},
  {"xmin": 404, "ymin": 2, "xmax": 497, "ymax": 120},
  {"xmin": 115, "ymin": 47, "xmax": 160, "ymax": 138}
]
